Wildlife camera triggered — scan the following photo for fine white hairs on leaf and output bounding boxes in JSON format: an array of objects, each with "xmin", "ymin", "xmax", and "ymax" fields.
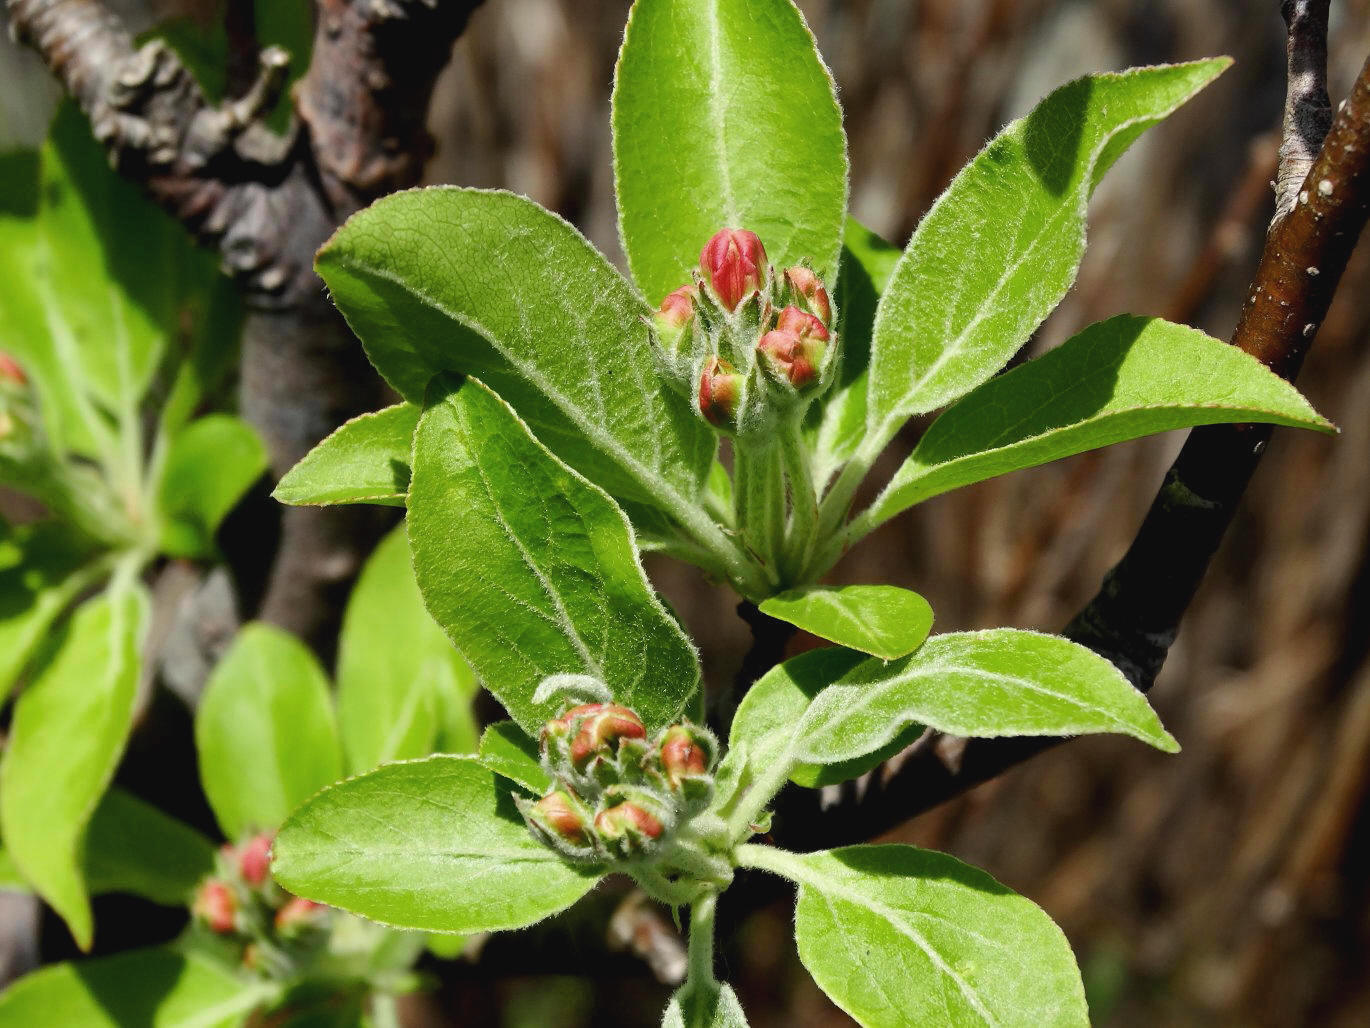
[{"xmin": 533, "ymin": 673, "xmax": 613, "ymax": 708}]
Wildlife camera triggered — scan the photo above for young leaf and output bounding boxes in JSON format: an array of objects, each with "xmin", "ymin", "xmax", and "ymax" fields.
[
  {"xmin": 740, "ymin": 844, "xmax": 1087, "ymax": 1027},
  {"xmin": 866, "ymin": 61, "xmax": 1229, "ymax": 442},
  {"xmin": 155, "ymin": 414, "xmax": 266, "ymax": 559},
  {"xmin": 860, "ymin": 316, "xmax": 1334, "ymax": 530},
  {"xmin": 195, "ymin": 623, "xmax": 344, "ymax": 840},
  {"xmin": 795, "ymin": 630, "xmax": 1178, "ymax": 768},
  {"xmin": 272, "ymin": 756, "xmax": 600, "ymax": 934},
  {"xmin": 315, "ymin": 187, "xmax": 715, "ymax": 510},
  {"xmin": 0, "ymin": 581, "xmax": 149, "ymax": 949},
  {"xmin": 337, "ymin": 524, "xmax": 478, "ymax": 773},
  {"xmin": 81, "ymin": 789, "xmax": 216, "ymax": 907},
  {"xmin": 612, "ymin": 0, "xmax": 848, "ymax": 303},
  {"xmin": 662, "ymin": 980, "xmax": 750, "ymax": 1028},
  {"xmin": 408, "ymin": 376, "xmax": 699, "ymax": 735},
  {"xmin": 272, "ymin": 402, "xmax": 419, "ymax": 508},
  {"xmin": 759, "ymin": 585, "xmax": 934, "ymax": 660},
  {"xmin": 478, "ymin": 722, "xmax": 551, "ymax": 795},
  {"xmin": 0, "ymin": 947, "xmax": 276, "ymax": 1027}
]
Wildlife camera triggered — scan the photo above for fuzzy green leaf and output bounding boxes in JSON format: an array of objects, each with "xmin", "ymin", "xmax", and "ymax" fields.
[
  {"xmin": 0, "ymin": 581, "xmax": 149, "ymax": 949},
  {"xmin": 612, "ymin": 0, "xmax": 848, "ymax": 304},
  {"xmin": 409, "ymin": 376, "xmax": 699, "ymax": 735},
  {"xmin": 796, "ymin": 630, "xmax": 1178, "ymax": 767},
  {"xmin": 272, "ymin": 402, "xmax": 418, "ymax": 508},
  {"xmin": 662, "ymin": 980, "xmax": 750, "ymax": 1028},
  {"xmin": 740, "ymin": 844, "xmax": 1087, "ymax": 1027},
  {"xmin": 338, "ymin": 524, "xmax": 478, "ymax": 773},
  {"xmin": 863, "ymin": 316, "xmax": 1334, "ymax": 529},
  {"xmin": 866, "ymin": 61, "xmax": 1229, "ymax": 444},
  {"xmin": 759, "ymin": 585, "xmax": 933, "ymax": 660},
  {"xmin": 316, "ymin": 187, "xmax": 714, "ymax": 510},
  {"xmin": 0, "ymin": 947, "xmax": 275, "ymax": 1028},
  {"xmin": 195, "ymin": 624, "xmax": 343, "ymax": 840},
  {"xmin": 478, "ymin": 722, "xmax": 550, "ymax": 795},
  {"xmin": 156, "ymin": 414, "xmax": 266, "ymax": 558},
  {"xmin": 272, "ymin": 755, "xmax": 600, "ymax": 934},
  {"xmin": 80, "ymin": 789, "xmax": 216, "ymax": 907}
]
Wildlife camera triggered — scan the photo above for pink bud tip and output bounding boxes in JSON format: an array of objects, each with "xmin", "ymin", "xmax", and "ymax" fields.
[
  {"xmin": 759, "ymin": 306, "xmax": 829, "ymax": 388},
  {"xmin": 568, "ymin": 704, "xmax": 647, "ymax": 767},
  {"xmin": 660, "ymin": 726, "xmax": 708, "ymax": 782},
  {"xmin": 776, "ymin": 305, "xmax": 829, "ymax": 341},
  {"xmin": 0, "ymin": 354, "xmax": 24, "ymax": 386},
  {"xmin": 533, "ymin": 791, "xmax": 590, "ymax": 845},
  {"xmin": 238, "ymin": 833, "xmax": 274, "ymax": 887},
  {"xmin": 657, "ymin": 285, "xmax": 697, "ymax": 329},
  {"xmin": 784, "ymin": 266, "xmax": 832, "ymax": 325},
  {"xmin": 700, "ymin": 228, "xmax": 768, "ymax": 311},
  {"xmin": 595, "ymin": 802, "xmax": 664, "ymax": 840},
  {"xmin": 194, "ymin": 880, "xmax": 237, "ymax": 935},
  {"xmin": 698, "ymin": 358, "xmax": 741, "ymax": 426},
  {"xmin": 275, "ymin": 896, "xmax": 327, "ymax": 934}
]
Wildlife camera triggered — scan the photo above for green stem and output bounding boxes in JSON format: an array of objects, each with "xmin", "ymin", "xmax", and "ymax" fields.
[
  {"xmin": 733, "ymin": 441, "xmax": 785, "ymax": 586},
  {"xmin": 779, "ymin": 421, "xmax": 819, "ymax": 581},
  {"xmin": 735, "ymin": 842, "xmax": 808, "ymax": 882},
  {"xmin": 725, "ymin": 745, "xmax": 798, "ymax": 842},
  {"xmin": 687, "ymin": 892, "xmax": 719, "ymax": 987}
]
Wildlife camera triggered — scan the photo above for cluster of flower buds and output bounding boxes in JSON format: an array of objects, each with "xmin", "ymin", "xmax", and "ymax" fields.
[
  {"xmin": 519, "ymin": 702, "xmax": 719, "ymax": 865},
  {"xmin": 191, "ymin": 831, "xmax": 332, "ymax": 970},
  {"xmin": 646, "ymin": 229, "xmax": 837, "ymax": 438}
]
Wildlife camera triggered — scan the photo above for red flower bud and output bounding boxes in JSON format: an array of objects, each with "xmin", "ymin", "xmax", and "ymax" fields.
[
  {"xmin": 531, "ymin": 790, "xmax": 591, "ymax": 845},
  {"xmin": 659, "ymin": 725, "xmax": 708, "ymax": 784},
  {"xmin": 194, "ymin": 880, "xmax": 237, "ymax": 935},
  {"xmin": 758, "ymin": 306, "xmax": 830, "ymax": 388},
  {"xmin": 656, "ymin": 285, "xmax": 697, "ymax": 329},
  {"xmin": 0, "ymin": 354, "xmax": 24, "ymax": 386},
  {"xmin": 568, "ymin": 704, "xmax": 646, "ymax": 767},
  {"xmin": 700, "ymin": 228, "xmax": 767, "ymax": 311},
  {"xmin": 698, "ymin": 358, "xmax": 742, "ymax": 427},
  {"xmin": 594, "ymin": 802, "xmax": 664, "ymax": 841},
  {"xmin": 236, "ymin": 833, "xmax": 273, "ymax": 887},
  {"xmin": 274, "ymin": 896, "xmax": 328, "ymax": 936},
  {"xmin": 784, "ymin": 266, "xmax": 832, "ymax": 325}
]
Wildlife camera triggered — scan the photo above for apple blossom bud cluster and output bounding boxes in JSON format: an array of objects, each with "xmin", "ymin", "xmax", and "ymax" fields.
[
  {"xmin": 191, "ymin": 832, "xmax": 332, "ymax": 974},
  {"xmin": 645, "ymin": 228, "xmax": 837, "ymax": 438},
  {"xmin": 518, "ymin": 702, "xmax": 719, "ymax": 865}
]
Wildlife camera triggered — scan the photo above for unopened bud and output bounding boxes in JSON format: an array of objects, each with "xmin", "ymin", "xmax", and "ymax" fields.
[
  {"xmin": 700, "ymin": 228, "xmax": 767, "ymax": 311},
  {"xmin": 0, "ymin": 354, "xmax": 24, "ymax": 386},
  {"xmin": 274, "ymin": 896, "xmax": 328, "ymax": 937},
  {"xmin": 238, "ymin": 832, "xmax": 273, "ymax": 887},
  {"xmin": 656, "ymin": 285, "xmax": 696, "ymax": 330},
  {"xmin": 193, "ymin": 880, "xmax": 237, "ymax": 935},
  {"xmin": 595, "ymin": 802, "xmax": 664, "ymax": 843},
  {"xmin": 529, "ymin": 790, "xmax": 591, "ymax": 846},
  {"xmin": 698, "ymin": 357, "xmax": 742, "ymax": 427},
  {"xmin": 783, "ymin": 266, "xmax": 832, "ymax": 326},
  {"xmin": 758, "ymin": 306, "xmax": 830, "ymax": 388},
  {"xmin": 569, "ymin": 704, "xmax": 646, "ymax": 767},
  {"xmin": 659, "ymin": 725, "xmax": 709, "ymax": 785}
]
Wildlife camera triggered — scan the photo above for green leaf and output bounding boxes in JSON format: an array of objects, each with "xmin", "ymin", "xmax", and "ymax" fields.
[
  {"xmin": 807, "ymin": 218, "xmax": 901, "ymax": 485},
  {"xmin": 156, "ymin": 414, "xmax": 266, "ymax": 558},
  {"xmin": 0, "ymin": 519, "xmax": 102, "ymax": 700},
  {"xmin": 272, "ymin": 756, "xmax": 600, "ymax": 934},
  {"xmin": 81, "ymin": 789, "xmax": 216, "ymax": 907},
  {"xmin": 740, "ymin": 844, "xmax": 1087, "ymax": 1027},
  {"xmin": 272, "ymin": 402, "xmax": 418, "ymax": 508},
  {"xmin": 612, "ymin": 0, "xmax": 848, "ymax": 304},
  {"xmin": 316, "ymin": 187, "xmax": 715, "ymax": 510},
  {"xmin": 195, "ymin": 624, "xmax": 344, "ymax": 840},
  {"xmin": 478, "ymin": 722, "xmax": 550, "ymax": 795},
  {"xmin": 759, "ymin": 585, "xmax": 934, "ymax": 660},
  {"xmin": 337, "ymin": 524, "xmax": 478, "ymax": 773},
  {"xmin": 408, "ymin": 376, "xmax": 699, "ymax": 735},
  {"xmin": 0, "ymin": 947, "xmax": 275, "ymax": 1028},
  {"xmin": 866, "ymin": 61, "xmax": 1229, "ymax": 442},
  {"xmin": 795, "ymin": 630, "xmax": 1178, "ymax": 768},
  {"xmin": 0, "ymin": 581, "xmax": 149, "ymax": 949},
  {"xmin": 662, "ymin": 980, "xmax": 750, "ymax": 1028},
  {"xmin": 862, "ymin": 316, "xmax": 1334, "ymax": 529}
]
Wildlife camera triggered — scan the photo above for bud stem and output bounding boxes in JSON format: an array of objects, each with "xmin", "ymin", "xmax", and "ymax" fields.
[
  {"xmin": 733, "ymin": 444, "xmax": 786, "ymax": 584},
  {"xmin": 687, "ymin": 892, "xmax": 720, "ymax": 988},
  {"xmin": 778, "ymin": 421, "xmax": 820, "ymax": 581}
]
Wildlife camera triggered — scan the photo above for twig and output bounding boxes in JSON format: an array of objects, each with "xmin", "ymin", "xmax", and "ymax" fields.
[{"xmin": 778, "ymin": 11, "xmax": 1370, "ymax": 849}]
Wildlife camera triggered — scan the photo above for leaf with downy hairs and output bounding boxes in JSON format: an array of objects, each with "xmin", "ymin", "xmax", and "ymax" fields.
[
  {"xmin": 272, "ymin": 756, "xmax": 600, "ymax": 934},
  {"xmin": 759, "ymin": 584, "xmax": 934, "ymax": 660},
  {"xmin": 273, "ymin": 402, "xmax": 419, "ymax": 508},
  {"xmin": 613, "ymin": 0, "xmax": 848, "ymax": 304},
  {"xmin": 860, "ymin": 316, "xmax": 1334, "ymax": 531},
  {"xmin": 662, "ymin": 979, "xmax": 750, "ymax": 1027},
  {"xmin": 409, "ymin": 376, "xmax": 699, "ymax": 735},
  {"xmin": 865, "ymin": 60, "xmax": 1230, "ymax": 446},
  {"xmin": 740, "ymin": 844, "xmax": 1088, "ymax": 1027},
  {"xmin": 478, "ymin": 722, "xmax": 550, "ymax": 795},
  {"xmin": 316, "ymin": 187, "xmax": 715, "ymax": 513}
]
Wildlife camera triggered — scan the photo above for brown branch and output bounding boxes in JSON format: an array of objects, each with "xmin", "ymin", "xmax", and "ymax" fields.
[
  {"xmin": 7, "ymin": 0, "xmax": 483, "ymax": 653},
  {"xmin": 778, "ymin": 12, "xmax": 1370, "ymax": 850}
]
